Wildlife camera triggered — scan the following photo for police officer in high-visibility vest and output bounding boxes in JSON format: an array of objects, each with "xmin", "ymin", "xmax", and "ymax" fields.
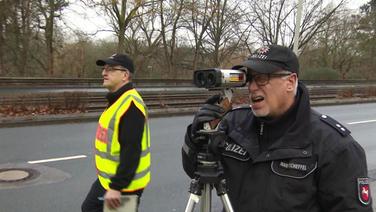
[{"xmin": 82, "ymin": 53, "xmax": 151, "ymax": 212}]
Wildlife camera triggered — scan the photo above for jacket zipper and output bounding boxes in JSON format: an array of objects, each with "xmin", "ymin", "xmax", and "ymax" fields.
[
  {"xmin": 259, "ymin": 122, "xmax": 264, "ymax": 136},
  {"xmin": 259, "ymin": 121, "xmax": 267, "ymax": 211}
]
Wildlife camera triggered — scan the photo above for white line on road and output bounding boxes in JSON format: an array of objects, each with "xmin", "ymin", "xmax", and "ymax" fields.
[
  {"xmin": 347, "ymin": 119, "xmax": 376, "ymax": 125},
  {"xmin": 27, "ymin": 155, "xmax": 87, "ymax": 164}
]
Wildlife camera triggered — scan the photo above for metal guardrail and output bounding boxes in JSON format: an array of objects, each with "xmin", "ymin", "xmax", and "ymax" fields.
[
  {"xmin": 0, "ymin": 77, "xmax": 193, "ymax": 88},
  {"xmin": 0, "ymin": 90, "xmax": 214, "ymax": 112},
  {"xmin": 1, "ymin": 84, "xmax": 376, "ymax": 115},
  {"xmin": 0, "ymin": 78, "xmax": 375, "ymax": 115},
  {"xmin": 1, "ymin": 77, "xmax": 376, "ymax": 88},
  {"xmin": 0, "ymin": 79, "xmax": 375, "ymax": 127}
]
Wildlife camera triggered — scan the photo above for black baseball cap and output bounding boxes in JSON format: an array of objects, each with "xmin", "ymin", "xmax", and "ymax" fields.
[
  {"xmin": 233, "ymin": 45, "xmax": 299, "ymax": 75},
  {"xmin": 96, "ymin": 53, "xmax": 135, "ymax": 73}
]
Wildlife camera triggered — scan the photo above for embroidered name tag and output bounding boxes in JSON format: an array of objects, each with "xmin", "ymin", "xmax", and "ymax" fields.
[
  {"xmin": 222, "ymin": 142, "xmax": 250, "ymax": 161},
  {"xmin": 271, "ymin": 158, "xmax": 317, "ymax": 179},
  {"xmin": 279, "ymin": 161, "xmax": 307, "ymax": 171}
]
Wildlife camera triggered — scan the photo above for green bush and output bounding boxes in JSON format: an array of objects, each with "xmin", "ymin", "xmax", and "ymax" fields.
[
  {"xmin": 300, "ymin": 67, "xmax": 339, "ymax": 80},
  {"xmin": 346, "ymin": 71, "xmax": 363, "ymax": 79}
]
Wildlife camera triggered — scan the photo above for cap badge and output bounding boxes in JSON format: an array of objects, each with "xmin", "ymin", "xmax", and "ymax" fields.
[
  {"xmin": 110, "ymin": 54, "xmax": 117, "ymax": 59},
  {"xmin": 257, "ymin": 46, "xmax": 270, "ymax": 54},
  {"xmin": 357, "ymin": 178, "xmax": 371, "ymax": 205},
  {"xmin": 250, "ymin": 46, "xmax": 270, "ymax": 60}
]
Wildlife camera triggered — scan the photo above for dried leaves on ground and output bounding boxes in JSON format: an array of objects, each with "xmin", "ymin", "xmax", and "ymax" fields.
[{"xmin": 0, "ymin": 105, "xmax": 86, "ymax": 117}]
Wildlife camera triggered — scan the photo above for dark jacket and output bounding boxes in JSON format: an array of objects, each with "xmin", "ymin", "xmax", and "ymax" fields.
[
  {"xmin": 106, "ymin": 82, "xmax": 144, "ymax": 196},
  {"xmin": 182, "ymin": 83, "xmax": 373, "ymax": 211}
]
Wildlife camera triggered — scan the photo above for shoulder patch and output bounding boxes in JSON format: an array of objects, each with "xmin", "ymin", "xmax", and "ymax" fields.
[
  {"xmin": 319, "ymin": 114, "xmax": 350, "ymax": 137},
  {"xmin": 358, "ymin": 178, "xmax": 371, "ymax": 205}
]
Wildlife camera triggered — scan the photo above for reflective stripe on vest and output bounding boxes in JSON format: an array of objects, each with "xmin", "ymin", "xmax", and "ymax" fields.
[{"xmin": 95, "ymin": 88, "xmax": 151, "ymax": 192}]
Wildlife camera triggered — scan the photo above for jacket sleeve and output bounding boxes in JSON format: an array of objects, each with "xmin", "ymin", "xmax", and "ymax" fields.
[
  {"xmin": 109, "ymin": 101, "xmax": 145, "ymax": 191},
  {"xmin": 182, "ymin": 124, "xmax": 198, "ymax": 179},
  {"xmin": 317, "ymin": 137, "xmax": 373, "ymax": 211}
]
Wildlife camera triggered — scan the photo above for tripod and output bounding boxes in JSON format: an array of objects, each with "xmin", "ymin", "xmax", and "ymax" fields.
[{"xmin": 184, "ymin": 150, "xmax": 234, "ymax": 212}]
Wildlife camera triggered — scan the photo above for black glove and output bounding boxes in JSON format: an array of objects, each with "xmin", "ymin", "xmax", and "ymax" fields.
[{"xmin": 191, "ymin": 95, "xmax": 225, "ymax": 138}]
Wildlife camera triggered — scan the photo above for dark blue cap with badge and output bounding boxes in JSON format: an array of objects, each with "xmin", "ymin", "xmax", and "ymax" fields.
[
  {"xmin": 96, "ymin": 53, "xmax": 135, "ymax": 73},
  {"xmin": 233, "ymin": 44, "xmax": 299, "ymax": 75}
]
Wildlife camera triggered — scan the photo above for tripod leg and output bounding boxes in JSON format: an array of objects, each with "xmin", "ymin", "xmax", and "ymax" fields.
[
  {"xmin": 219, "ymin": 194, "xmax": 234, "ymax": 212},
  {"xmin": 200, "ymin": 184, "xmax": 211, "ymax": 212},
  {"xmin": 215, "ymin": 179, "xmax": 234, "ymax": 212},
  {"xmin": 185, "ymin": 193, "xmax": 200, "ymax": 212}
]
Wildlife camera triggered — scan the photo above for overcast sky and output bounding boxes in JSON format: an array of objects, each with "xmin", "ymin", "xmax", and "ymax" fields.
[
  {"xmin": 345, "ymin": 0, "xmax": 369, "ymax": 9},
  {"xmin": 62, "ymin": 0, "xmax": 370, "ymax": 41}
]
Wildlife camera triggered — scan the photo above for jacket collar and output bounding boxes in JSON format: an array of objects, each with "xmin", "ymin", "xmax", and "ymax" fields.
[
  {"xmin": 106, "ymin": 82, "xmax": 134, "ymax": 106},
  {"xmin": 254, "ymin": 82, "xmax": 312, "ymax": 150}
]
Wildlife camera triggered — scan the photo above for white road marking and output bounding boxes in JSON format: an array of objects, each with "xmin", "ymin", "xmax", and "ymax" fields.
[
  {"xmin": 27, "ymin": 155, "xmax": 87, "ymax": 164},
  {"xmin": 347, "ymin": 119, "xmax": 376, "ymax": 125}
]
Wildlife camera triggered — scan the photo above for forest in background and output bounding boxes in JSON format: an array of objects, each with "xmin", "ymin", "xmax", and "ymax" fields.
[{"xmin": 0, "ymin": 0, "xmax": 375, "ymax": 80}]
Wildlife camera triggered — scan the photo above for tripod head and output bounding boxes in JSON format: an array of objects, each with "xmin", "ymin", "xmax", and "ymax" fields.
[{"xmin": 192, "ymin": 129, "xmax": 227, "ymax": 185}]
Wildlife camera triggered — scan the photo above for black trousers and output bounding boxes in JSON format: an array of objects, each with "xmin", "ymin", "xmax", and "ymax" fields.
[{"xmin": 81, "ymin": 179, "xmax": 141, "ymax": 212}]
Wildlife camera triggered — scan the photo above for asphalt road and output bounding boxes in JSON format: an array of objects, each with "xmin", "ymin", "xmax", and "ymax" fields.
[{"xmin": 0, "ymin": 103, "xmax": 375, "ymax": 212}]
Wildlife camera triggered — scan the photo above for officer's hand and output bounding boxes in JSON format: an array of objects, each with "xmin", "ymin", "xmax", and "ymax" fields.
[
  {"xmin": 191, "ymin": 95, "xmax": 225, "ymax": 137},
  {"xmin": 208, "ymin": 130, "xmax": 228, "ymax": 156},
  {"xmin": 104, "ymin": 189, "xmax": 121, "ymax": 209}
]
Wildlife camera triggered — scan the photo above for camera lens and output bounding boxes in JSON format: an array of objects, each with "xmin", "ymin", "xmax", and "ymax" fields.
[
  {"xmin": 207, "ymin": 73, "xmax": 215, "ymax": 86},
  {"xmin": 196, "ymin": 72, "xmax": 206, "ymax": 87}
]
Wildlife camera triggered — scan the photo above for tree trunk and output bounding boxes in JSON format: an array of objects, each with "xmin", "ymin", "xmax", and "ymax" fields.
[
  {"xmin": 0, "ymin": 17, "xmax": 4, "ymax": 76},
  {"xmin": 18, "ymin": 0, "xmax": 32, "ymax": 76},
  {"xmin": 46, "ymin": 12, "xmax": 54, "ymax": 76}
]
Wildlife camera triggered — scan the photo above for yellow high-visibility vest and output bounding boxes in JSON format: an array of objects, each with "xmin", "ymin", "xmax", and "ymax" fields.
[{"xmin": 94, "ymin": 88, "xmax": 150, "ymax": 192}]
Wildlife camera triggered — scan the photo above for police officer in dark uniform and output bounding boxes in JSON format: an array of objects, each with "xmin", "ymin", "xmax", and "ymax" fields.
[{"xmin": 182, "ymin": 45, "xmax": 373, "ymax": 211}]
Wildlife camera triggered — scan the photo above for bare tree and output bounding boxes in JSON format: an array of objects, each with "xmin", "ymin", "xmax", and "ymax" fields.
[
  {"xmin": 0, "ymin": 2, "xmax": 4, "ymax": 75},
  {"xmin": 18, "ymin": 0, "xmax": 35, "ymax": 76},
  {"xmin": 83, "ymin": 0, "xmax": 154, "ymax": 53},
  {"xmin": 204, "ymin": 0, "xmax": 248, "ymax": 67},
  {"xmin": 126, "ymin": 4, "xmax": 162, "ymax": 77},
  {"xmin": 182, "ymin": 0, "xmax": 216, "ymax": 70},
  {"xmin": 358, "ymin": 0, "xmax": 376, "ymax": 79},
  {"xmin": 0, "ymin": 0, "xmax": 14, "ymax": 75},
  {"xmin": 158, "ymin": 0, "xmax": 185, "ymax": 77},
  {"xmin": 132, "ymin": 3, "xmax": 161, "ymax": 55},
  {"xmin": 0, "ymin": 0, "xmax": 39, "ymax": 76},
  {"xmin": 36, "ymin": 0, "xmax": 69, "ymax": 76},
  {"xmin": 297, "ymin": 0, "xmax": 345, "ymax": 51},
  {"xmin": 248, "ymin": 0, "xmax": 294, "ymax": 45},
  {"xmin": 317, "ymin": 11, "xmax": 359, "ymax": 79},
  {"xmin": 245, "ymin": 0, "xmax": 345, "ymax": 54}
]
